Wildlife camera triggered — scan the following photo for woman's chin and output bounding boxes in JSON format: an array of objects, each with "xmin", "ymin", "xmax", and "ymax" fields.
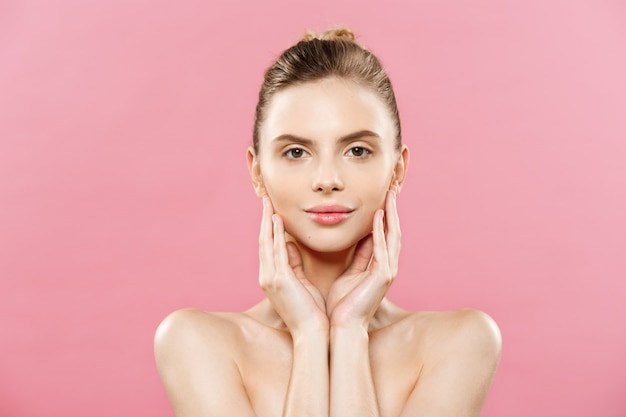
[
  {"xmin": 300, "ymin": 242, "xmax": 355, "ymax": 255},
  {"xmin": 292, "ymin": 231, "xmax": 370, "ymax": 255},
  {"xmin": 284, "ymin": 232, "xmax": 353, "ymax": 252}
]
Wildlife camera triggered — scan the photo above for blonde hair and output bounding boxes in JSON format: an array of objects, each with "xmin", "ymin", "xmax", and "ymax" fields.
[{"xmin": 252, "ymin": 26, "xmax": 401, "ymax": 153}]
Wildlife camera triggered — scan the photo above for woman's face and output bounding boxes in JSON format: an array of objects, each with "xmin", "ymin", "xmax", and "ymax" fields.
[{"xmin": 249, "ymin": 76, "xmax": 408, "ymax": 253}]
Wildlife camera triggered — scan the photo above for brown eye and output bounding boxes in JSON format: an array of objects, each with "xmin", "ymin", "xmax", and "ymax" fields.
[
  {"xmin": 346, "ymin": 147, "xmax": 370, "ymax": 157},
  {"xmin": 285, "ymin": 148, "xmax": 309, "ymax": 159}
]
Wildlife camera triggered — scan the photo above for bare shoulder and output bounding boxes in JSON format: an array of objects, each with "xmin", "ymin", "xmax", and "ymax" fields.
[
  {"xmin": 154, "ymin": 308, "xmax": 242, "ymax": 350},
  {"xmin": 154, "ymin": 308, "xmax": 256, "ymax": 417},
  {"xmin": 396, "ymin": 308, "xmax": 502, "ymax": 375},
  {"xmin": 412, "ymin": 308, "xmax": 501, "ymax": 356},
  {"xmin": 395, "ymin": 309, "xmax": 502, "ymax": 417},
  {"xmin": 380, "ymin": 304, "xmax": 501, "ymax": 353},
  {"xmin": 154, "ymin": 308, "xmax": 247, "ymax": 371}
]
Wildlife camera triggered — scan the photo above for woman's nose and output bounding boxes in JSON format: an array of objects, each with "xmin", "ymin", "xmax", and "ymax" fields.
[{"xmin": 311, "ymin": 159, "xmax": 344, "ymax": 192}]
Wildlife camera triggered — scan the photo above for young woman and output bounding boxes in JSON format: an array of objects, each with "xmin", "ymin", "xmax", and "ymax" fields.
[{"xmin": 154, "ymin": 27, "xmax": 501, "ymax": 417}]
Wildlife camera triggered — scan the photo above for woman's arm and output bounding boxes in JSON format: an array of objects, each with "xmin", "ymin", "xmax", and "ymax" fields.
[
  {"xmin": 260, "ymin": 198, "xmax": 330, "ymax": 417},
  {"xmin": 282, "ymin": 328, "xmax": 329, "ymax": 417},
  {"xmin": 329, "ymin": 325, "xmax": 379, "ymax": 417},
  {"xmin": 326, "ymin": 189, "xmax": 401, "ymax": 417}
]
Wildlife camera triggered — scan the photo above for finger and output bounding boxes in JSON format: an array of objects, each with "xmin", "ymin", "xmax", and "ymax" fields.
[
  {"xmin": 259, "ymin": 196, "xmax": 274, "ymax": 243},
  {"xmin": 285, "ymin": 241, "xmax": 306, "ymax": 281},
  {"xmin": 346, "ymin": 234, "xmax": 374, "ymax": 273},
  {"xmin": 385, "ymin": 189, "xmax": 401, "ymax": 276},
  {"xmin": 372, "ymin": 209, "xmax": 392, "ymax": 283},
  {"xmin": 272, "ymin": 214, "xmax": 290, "ymax": 273},
  {"xmin": 393, "ymin": 181, "xmax": 401, "ymax": 195},
  {"xmin": 258, "ymin": 197, "xmax": 275, "ymax": 285}
]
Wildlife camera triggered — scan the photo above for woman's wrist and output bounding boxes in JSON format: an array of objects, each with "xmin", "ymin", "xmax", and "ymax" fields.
[
  {"xmin": 290, "ymin": 323, "xmax": 330, "ymax": 346},
  {"xmin": 330, "ymin": 321, "xmax": 370, "ymax": 343},
  {"xmin": 329, "ymin": 314, "xmax": 371, "ymax": 333}
]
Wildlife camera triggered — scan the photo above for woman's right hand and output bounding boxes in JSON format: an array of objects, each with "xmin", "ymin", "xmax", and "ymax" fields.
[{"xmin": 258, "ymin": 196, "xmax": 328, "ymax": 336}]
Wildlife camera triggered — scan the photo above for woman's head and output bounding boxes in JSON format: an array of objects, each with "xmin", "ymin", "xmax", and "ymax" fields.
[
  {"xmin": 252, "ymin": 27, "xmax": 402, "ymax": 155},
  {"xmin": 248, "ymin": 27, "xmax": 409, "ymax": 253}
]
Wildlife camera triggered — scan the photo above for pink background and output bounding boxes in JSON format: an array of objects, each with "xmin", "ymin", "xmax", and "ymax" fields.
[{"xmin": 1, "ymin": 0, "xmax": 625, "ymax": 415}]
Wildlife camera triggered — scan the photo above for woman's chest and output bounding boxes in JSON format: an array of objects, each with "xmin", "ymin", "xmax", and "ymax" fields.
[{"xmin": 238, "ymin": 330, "xmax": 422, "ymax": 417}]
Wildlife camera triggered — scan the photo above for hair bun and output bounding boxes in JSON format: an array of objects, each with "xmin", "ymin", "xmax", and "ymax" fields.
[{"xmin": 302, "ymin": 26, "xmax": 356, "ymax": 42}]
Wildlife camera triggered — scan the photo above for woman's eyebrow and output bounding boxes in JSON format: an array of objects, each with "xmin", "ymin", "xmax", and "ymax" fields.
[
  {"xmin": 272, "ymin": 130, "xmax": 381, "ymax": 145},
  {"xmin": 337, "ymin": 130, "xmax": 381, "ymax": 144},
  {"xmin": 272, "ymin": 134, "xmax": 313, "ymax": 145}
]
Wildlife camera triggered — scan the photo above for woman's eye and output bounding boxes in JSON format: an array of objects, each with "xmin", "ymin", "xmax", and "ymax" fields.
[
  {"xmin": 285, "ymin": 148, "xmax": 309, "ymax": 159},
  {"xmin": 346, "ymin": 147, "xmax": 370, "ymax": 157}
]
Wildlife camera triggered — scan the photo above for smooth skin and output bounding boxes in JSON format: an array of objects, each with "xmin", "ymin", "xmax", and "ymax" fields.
[{"xmin": 154, "ymin": 77, "xmax": 502, "ymax": 417}]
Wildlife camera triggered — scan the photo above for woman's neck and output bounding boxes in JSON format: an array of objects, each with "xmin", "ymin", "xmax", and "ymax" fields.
[{"xmin": 296, "ymin": 243, "xmax": 356, "ymax": 300}]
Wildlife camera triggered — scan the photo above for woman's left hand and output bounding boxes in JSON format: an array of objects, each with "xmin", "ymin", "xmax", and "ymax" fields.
[{"xmin": 326, "ymin": 186, "xmax": 401, "ymax": 330}]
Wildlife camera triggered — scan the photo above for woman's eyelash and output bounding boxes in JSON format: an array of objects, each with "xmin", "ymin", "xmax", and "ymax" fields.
[
  {"xmin": 282, "ymin": 146, "xmax": 371, "ymax": 159},
  {"xmin": 346, "ymin": 146, "xmax": 371, "ymax": 157},
  {"xmin": 284, "ymin": 147, "xmax": 309, "ymax": 159}
]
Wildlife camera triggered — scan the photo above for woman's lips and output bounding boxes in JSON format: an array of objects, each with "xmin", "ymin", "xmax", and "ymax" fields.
[{"xmin": 305, "ymin": 205, "xmax": 354, "ymax": 225}]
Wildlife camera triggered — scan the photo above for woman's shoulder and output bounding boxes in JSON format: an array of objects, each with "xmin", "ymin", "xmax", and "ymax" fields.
[
  {"xmin": 372, "ymin": 308, "xmax": 501, "ymax": 412},
  {"xmin": 154, "ymin": 302, "xmax": 283, "ymax": 357},
  {"xmin": 409, "ymin": 308, "xmax": 500, "ymax": 336},
  {"xmin": 154, "ymin": 308, "xmax": 251, "ymax": 352},
  {"xmin": 153, "ymin": 308, "xmax": 270, "ymax": 416},
  {"xmin": 399, "ymin": 308, "xmax": 502, "ymax": 362}
]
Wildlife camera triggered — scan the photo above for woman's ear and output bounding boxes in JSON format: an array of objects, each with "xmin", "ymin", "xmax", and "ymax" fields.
[
  {"xmin": 246, "ymin": 147, "xmax": 266, "ymax": 197},
  {"xmin": 391, "ymin": 145, "xmax": 410, "ymax": 193}
]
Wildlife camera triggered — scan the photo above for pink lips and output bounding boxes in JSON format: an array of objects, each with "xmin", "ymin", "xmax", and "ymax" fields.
[{"xmin": 305, "ymin": 205, "xmax": 354, "ymax": 225}]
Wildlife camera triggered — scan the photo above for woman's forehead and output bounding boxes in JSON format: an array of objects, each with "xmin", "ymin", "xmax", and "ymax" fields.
[{"xmin": 259, "ymin": 77, "xmax": 396, "ymax": 146}]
